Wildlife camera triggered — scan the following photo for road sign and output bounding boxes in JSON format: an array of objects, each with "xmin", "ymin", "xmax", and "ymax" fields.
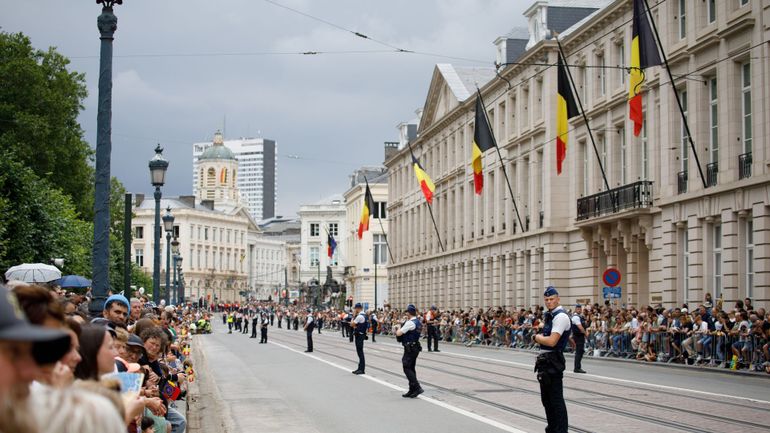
[
  {"xmin": 603, "ymin": 267, "xmax": 622, "ymax": 287},
  {"xmin": 602, "ymin": 286, "xmax": 622, "ymax": 299}
]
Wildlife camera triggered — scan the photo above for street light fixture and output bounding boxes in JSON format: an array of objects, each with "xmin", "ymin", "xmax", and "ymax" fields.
[
  {"xmin": 177, "ymin": 256, "xmax": 184, "ymax": 305},
  {"xmin": 162, "ymin": 207, "xmax": 174, "ymax": 305},
  {"xmin": 171, "ymin": 236, "xmax": 179, "ymax": 304},
  {"xmin": 148, "ymin": 144, "xmax": 168, "ymax": 304}
]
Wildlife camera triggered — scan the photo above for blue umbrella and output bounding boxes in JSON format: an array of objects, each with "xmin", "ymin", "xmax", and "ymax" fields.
[{"xmin": 54, "ymin": 275, "xmax": 92, "ymax": 288}]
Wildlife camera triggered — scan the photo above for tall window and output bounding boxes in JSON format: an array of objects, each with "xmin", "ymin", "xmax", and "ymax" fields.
[
  {"xmin": 709, "ymin": 77, "xmax": 718, "ymax": 163},
  {"xmin": 746, "ymin": 219, "xmax": 754, "ymax": 298},
  {"xmin": 371, "ymin": 201, "xmax": 387, "ymax": 219},
  {"xmin": 740, "ymin": 0, "xmax": 749, "ymax": 5},
  {"xmin": 309, "ymin": 247, "xmax": 319, "ymax": 267},
  {"xmin": 641, "ymin": 121, "xmax": 649, "ymax": 180},
  {"xmin": 582, "ymin": 141, "xmax": 589, "ymax": 195},
  {"xmin": 204, "ymin": 228, "xmax": 209, "ymax": 241},
  {"xmin": 373, "ymin": 234, "xmax": 388, "ymax": 265},
  {"xmin": 135, "ymin": 249, "xmax": 144, "ymax": 267},
  {"xmin": 134, "ymin": 226, "xmax": 144, "ymax": 239},
  {"xmin": 617, "ymin": 42, "xmax": 625, "ymax": 87},
  {"xmin": 741, "ymin": 62, "xmax": 752, "ymax": 154},
  {"xmin": 708, "ymin": 0, "xmax": 716, "ymax": 24},
  {"xmin": 619, "ymin": 127, "xmax": 627, "ymax": 185},
  {"xmin": 597, "ymin": 55, "xmax": 606, "ymax": 97},
  {"xmin": 328, "ymin": 223, "xmax": 339, "ymax": 237},
  {"xmin": 683, "ymin": 229, "xmax": 690, "ymax": 303},
  {"xmin": 310, "ymin": 223, "xmax": 320, "ymax": 237},
  {"xmin": 680, "ymin": 90, "xmax": 689, "ymax": 172},
  {"xmin": 600, "ymin": 135, "xmax": 608, "ymax": 188},
  {"xmin": 678, "ymin": 0, "xmax": 687, "ymax": 40},
  {"xmin": 713, "ymin": 224, "xmax": 722, "ymax": 299}
]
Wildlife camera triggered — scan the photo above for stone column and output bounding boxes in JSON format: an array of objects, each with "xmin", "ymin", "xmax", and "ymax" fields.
[
  {"xmin": 751, "ymin": 204, "xmax": 769, "ymax": 304},
  {"xmin": 721, "ymin": 209, "xmax": 739, "ymax": 303},
  {"xmin": 687, "ymin": 216, "xmax": 704, "ymax": 305}
]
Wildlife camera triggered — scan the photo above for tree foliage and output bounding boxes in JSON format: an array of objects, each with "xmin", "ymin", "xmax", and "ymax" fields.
[{"xmin": 0, "ymin": 31, "xmax": 94, "ymax": 219}]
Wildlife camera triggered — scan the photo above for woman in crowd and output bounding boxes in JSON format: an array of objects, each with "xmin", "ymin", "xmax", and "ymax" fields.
[{"xmin": 74, "ymin": 324, "xmax": 118, "ymax": 380}]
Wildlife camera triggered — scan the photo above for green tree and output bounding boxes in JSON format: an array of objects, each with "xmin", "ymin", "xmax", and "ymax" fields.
[
  {"xmin": 0, "ymin": 32, "xmax": 94, "ymax": 218},
  {"xmin": 0, "ymin": 153, "xmax": 92, "ymax": 275}
]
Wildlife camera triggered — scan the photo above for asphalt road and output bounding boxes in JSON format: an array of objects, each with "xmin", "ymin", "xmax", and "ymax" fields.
[{"xmin": 192, "ymin": 321, "xmax": 770, "ymax": 433}]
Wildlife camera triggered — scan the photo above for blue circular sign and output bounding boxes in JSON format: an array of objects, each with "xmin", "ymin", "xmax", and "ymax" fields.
[{"xmin": 603, "ymin": 268, "xmax": 621, "ymax": 287}]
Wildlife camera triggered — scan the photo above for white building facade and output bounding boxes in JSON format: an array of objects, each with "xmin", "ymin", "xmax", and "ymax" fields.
[
  {"xmin": 248, "ymin": 234, "xmax": 286, "ymax": 299},
  {"xmin": 193, "ymin": 132, "xmax": 277, "ymax": 220},
  {"xmin": 343, "ymin": 168, "xmax": 390, "ymax": 310},
  {"xmin": 298, "ymin": 195, "xmax": 347, "ymax": 287},
  {"xmin": 386, "ymin": 0, "xmax": 769, "ymax": 311}
]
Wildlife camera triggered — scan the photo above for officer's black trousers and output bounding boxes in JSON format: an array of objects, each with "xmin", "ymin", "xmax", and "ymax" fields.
[
  {"xmin": 538, "ymin": 372, "xmax": 568, "ymax": 433},
  {"xmin": 402, "ymin": 346, "xmax": 420, "ymax": 391},
  {"xmin": 251, "ymin": 325, "xmax": 257, "ymax": 338},
  {"xmin": 427, "ymin": 325, "xmax": 439, "ymax": 351},
  {"xmin": 354, "ymin": 333, "xmax": 365, "ymax": 372},
  {"xmin": 261, "ymin": 328, "xmax": 268, "ymax": 343},
  {"xmin": 371, "ymin": 324, "xmax": 377, "ymax": 342},
  {"xmin": 317, "ymin": 320, "xmax": 322, "ymax": 334},
  {"xmin": 349, "ymin": 326, "xmax": 354, "ymax": 342},
  {"xmin": 574, "ymin": 335, "xmax": 585, "ymax": 371},
  {"xmin": 306, "ymin": 329, "xmax": 313, "ymax": 351}
]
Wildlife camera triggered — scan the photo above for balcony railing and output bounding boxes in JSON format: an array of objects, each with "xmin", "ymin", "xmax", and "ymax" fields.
[
  {"xmin": 539, "ymin": 211, "xmax": 544, "ymax": 228},
  {"xmin": 576, "ymin": 180, "xmax": 654, "ymax": 221},
  {"xmin": 706, "ymin": 162, "xmax": 718, "ymax": 187},
  {"xmin": 739, "ymin": 152, "xmax": 752, "ymax": 180},
  {"xmin": 525, "ymin": 215, "xmax": 530, "ymax": 232},
  {"xmin": 677, "ymin": 171, "xmax": 688, "ymax": 194}
]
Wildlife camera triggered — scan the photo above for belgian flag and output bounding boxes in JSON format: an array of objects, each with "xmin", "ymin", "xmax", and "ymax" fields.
[
  {"xmin": 327, "ymin": 232, "xmax": 337, "ymax": 258},
  {"xmin": 472, "ymin": 92, "xmax": 496, "ymax": 194},
  {"xmin": 556, "ymin": 54, "xmax": 579, "ymax": 175},
  {"xmin": 411, "ymin": 151, "xmax": 435, "ymax": 204},
  {"xmin": 629, "ymin": 0, "xmax": 662, "ymax": 136},
  {"xmin": 357, "ymin": 181, "xmax": 375, "ymax": 239}
]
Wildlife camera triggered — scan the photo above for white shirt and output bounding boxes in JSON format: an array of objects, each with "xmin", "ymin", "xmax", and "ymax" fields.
[
  {"xmin": 571, "ymin": 315, "xmax": 582, "ymax": 326},
  {"xmin": 399, "ymin": 318, "xmax": 417, "ymax": 334},
  {"xmin": 306, "ymin": 315, "xmax": 314, "ymax": 324},
  {"xmin": 371, "ymin": 314, "xmax": 378, "ymax": 322},
  {"xmin": 550, "ymin": 307, "xmax": 571, "ymax": 336},
  {"xmin": 353, "ymin": 313, "xmax": 366, "ymax": 324}
]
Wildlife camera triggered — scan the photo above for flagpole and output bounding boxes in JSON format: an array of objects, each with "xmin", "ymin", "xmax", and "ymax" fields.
[
  {"xmin": 555, "ymin": 38, "xmax": 613, "ymax": 198},
  {"xmin": 364, "ymin": 176, "xmax": 395, "ymax": 264},
  {"xmin": 641, "ymin": 0, "xmax": 707, "ymax": 190},
  {"xmin": 408, "ymin": 142, "xmax": 445, "ymax": 253},
  {"xmin": 476, "ymin": 88, "xmax": 525, "ymax": 232}
]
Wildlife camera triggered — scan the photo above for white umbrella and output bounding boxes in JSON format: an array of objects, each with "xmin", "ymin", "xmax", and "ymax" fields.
[{"xmin": 5, "ymin": 263, "xmax": 62, "ymax": 283}]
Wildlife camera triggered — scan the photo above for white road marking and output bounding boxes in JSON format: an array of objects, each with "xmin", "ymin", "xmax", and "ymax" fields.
[
  {"xmin": 375, "ymin": 340, "xmax": 770, "ymax": 405},
  {"xmin": 269, "ymin": 340, "xmax": 528, "ymax": 433}
]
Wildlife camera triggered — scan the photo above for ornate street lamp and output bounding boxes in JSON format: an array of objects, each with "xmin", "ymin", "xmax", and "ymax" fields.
[
  {"xmin": 162, "ymin": 207, "xmax": 174, "ymax": 305},
  {"xmin": 148, "ymin": 144, "xmax": 168, "ymax": 303},
  {"xmin": 89, "ymin": 0, "xmax": 123, "ymax": 318},
  {"xmin": 171, "ymin": 236, "xmax": 179, "ymax": 304},
  {"xmin": 177, "ymin": 256, "xmax": 184, "ymax": 304}
]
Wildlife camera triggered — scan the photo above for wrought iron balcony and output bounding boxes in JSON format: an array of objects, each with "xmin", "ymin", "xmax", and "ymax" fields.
[
  {"xmin": 539, "ymin": 211, "xmax": 544, "ymax": 228},
  {"xmin": 706, "ymin": 162, "xmax": 718, "ymax": 187},
  {"xmin": 525, "ymin": 215, "xmax": 530, "ymax": 232},
  {"xmin": 739, "ymin": 152, "xmax": 752, "ymax": 180},
  {"xmin": 576, "ymin": 180, "xmax": 653, "ymax": 221},
  {"xmin": 677, "ymin": 171, "xmax": 688, "ymax": 194}
]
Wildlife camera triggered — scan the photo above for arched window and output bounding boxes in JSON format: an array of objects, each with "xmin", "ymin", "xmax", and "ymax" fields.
[{"xmin": 220, "ymin": 168, "xmax": 227, "ymax": 184}]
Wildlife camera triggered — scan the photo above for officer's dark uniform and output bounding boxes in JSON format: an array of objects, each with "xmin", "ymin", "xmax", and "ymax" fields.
[
  {"xmin": 571, "ymin": 306, "xmax": 587, "ymax": 373},
  {"xmin": 243, "ymin": 316, "xmax": 249, "ymax": 334},
  {"xmin": 304, "ymin": 310, "xmax": 314, "ymax": 352},
  {"xmin": 260, "ymin": 315, "xmax": 269, "ymax": 343},
  {"xmin": 398, "ymin": 305, "xmax": 424, "ymax": 398},
  {"xmin": 370, "ymin": 313, "xmax": 378, "ymax": 343},
  {"xmin": 352, "ymin": 304, "xmax": 367, "ymax": 374},
  {"xmin": 426, "ymin": 306, "xmax": 440, "ymax": 352},
  {"xmin": 535, "ymin": 287, "xmax": 570, "ymax": 433},
  {"xmin": 250, "ymin": 315, "xmax": 258, "ymax": 338}
]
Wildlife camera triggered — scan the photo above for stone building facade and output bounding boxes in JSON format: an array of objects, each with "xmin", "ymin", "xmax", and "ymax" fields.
[{"xmin": 385, "ymin": 0, "xmax": 769, "ymax": 310}]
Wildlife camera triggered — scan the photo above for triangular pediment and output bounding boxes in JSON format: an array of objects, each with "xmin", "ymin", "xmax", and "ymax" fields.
[{"xmin": 419, "ymin": 64, "xmax": 496, "ymax": 134}]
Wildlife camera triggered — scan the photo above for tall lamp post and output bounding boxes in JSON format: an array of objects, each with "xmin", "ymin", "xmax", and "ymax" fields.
[
  {"xmin": 148, "ymin": 145, "xmax": 168, "ymax": 303},
  {"xmin": 171, "ymin": 236, "xmax": 179, "ymax": 304},
  {"xmin": 89, "ymin": 0, "xmax": 123, "ymax": 317},
  {"xmin": 162, "ymin": 207, "xmax": 175, "ymax": 305},
  {"xmin": 177, "ymin": 256, "xmax": 184, "ymax": 305}
]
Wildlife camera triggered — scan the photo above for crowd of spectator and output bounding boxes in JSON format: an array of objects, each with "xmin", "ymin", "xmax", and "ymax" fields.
[{"xmin": 1, "ymin": 282, "xmax": 208, "ymax": 433}]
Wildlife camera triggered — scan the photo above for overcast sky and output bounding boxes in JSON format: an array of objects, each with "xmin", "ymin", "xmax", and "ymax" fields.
[{"xmin": 2, "ymin": 0, "xmax": 529, "ymax": 217}]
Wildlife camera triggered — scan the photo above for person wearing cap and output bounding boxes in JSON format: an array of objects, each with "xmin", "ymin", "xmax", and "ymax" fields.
[
  {"xmin": 303, "ymin": 308, "xmax": 315, "ymax": 352},
  {"xmin": 426, "ymin": 305, "xmax": 440, "ymax": 352},
  {"xmin": 103, "ymin": 294, "xmax": 130, "ymax": 328},
  {"xmin": 370, "ymin": 309, "xmax": 378, "ymax": 343},
  {"xmin": 351, "ymin": 303, "xmax": 368, "ymax": 375},
  {"xmin": 571, "ymin": 304, "xmax": 587, "ymax": 374},
  {"xmin": 260, "ymin": 313, "xmax": 269, "ymax": 344},
  {"xmin": 394, "ymin": 304, "xmax": 424, "ymax": 398},
  {"xmin": 533, "ymin": 286, "xmax": 570, "ymax": 433},
  {"xmin": 250, "ymin": 313, "xmax": 258, "ymax": 339}
]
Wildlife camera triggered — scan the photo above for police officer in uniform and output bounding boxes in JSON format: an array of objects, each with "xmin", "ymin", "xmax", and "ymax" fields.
[
  {"xmin": 370, "ymin": 310, "xmax": 378, "ymax": 343},
  {"xmin": 250, "ymin": 313, "xmax": 258, "ymax": 339},
  {"xmin": 426, "ymin": 305, "xmax": 440, "ymax": 352},
  {"xmin": 303, "ymin": 308, "xmax": 315, "ymax": 352},
  {"xmin": 533, "ymin": 286, "xmax": 570, "ymax": 433},
  {"xmin": 395, "ymin": 304, "xmax": 424, "ymax": 398},
  {"xmin": 243, "ymin": 314, "xmax": 249, "ymax": 334},
  {"xmin": 351, "ymin": 303, "xmax": 367, "ymax": 375},
  {"xmin": 571, "ymin": 304, "xmax": 587, "ymax": 374},
  {"xmin": 260, "ymin": 313, "xmax": 269, "ymax": 343}
]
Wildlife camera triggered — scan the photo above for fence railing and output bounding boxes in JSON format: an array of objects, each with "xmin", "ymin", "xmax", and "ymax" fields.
[
  {"xmin": 576, "ymin": 180, "xmax": 653, "ymax": 221},
  {"xmin": 706, "ymin": 162, "xmax": 718, "ymax": 187},
  {"xmin": 739, "ymin": 152, "xmax": 752, "ymax": 180}
]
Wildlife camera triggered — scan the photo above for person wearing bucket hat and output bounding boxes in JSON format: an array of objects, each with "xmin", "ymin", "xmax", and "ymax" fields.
[
  {"xmin": 0, "ymin": 284, "xmax": 71, "ymax": 399},
  {"xmin": 395, "ymin": 304, "xmax": 423, "ymax": 398},
  {"xmin": 533, "ymin": 286, "xmax": 570, "ymax": 433}
]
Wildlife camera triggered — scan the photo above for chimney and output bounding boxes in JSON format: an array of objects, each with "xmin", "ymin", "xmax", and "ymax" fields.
[
  {"xmin": 178, "ymin": 195, "xmax": 196, "ymax": 208},
  {"xmin": 384, "ymin": 142, "xmax": 399, "ymax": 163},
  {"xmin": 201, "ymin": 200, "xmax": 215, "ymax": 210},
  {"xmin": 134, "ymin": 193, "xmax": 145, "ymax": 207}
]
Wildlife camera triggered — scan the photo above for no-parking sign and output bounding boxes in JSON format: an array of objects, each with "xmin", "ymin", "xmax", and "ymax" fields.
[{"xmin": 602, "ymin": 267, "xmax": 621, "ymax": 287}]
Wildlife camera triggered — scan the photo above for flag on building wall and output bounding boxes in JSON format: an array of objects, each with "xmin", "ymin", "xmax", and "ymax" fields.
[
  {"xmin": 472, "ymin": 92, "xmax": 496, "ymax": 194},
  {"xmin": 556, "ymin": 54, "xmax": 579, "ymax": 175},
  {"xmin": 411, "ymin": 152, "xmax": 435, "ymax": 204},
  {"xmin": 357, "ymin": 182, "xmax": 375, "ymax": 239},
  {"xmin": 629, "ymin": 0, "xmax": 662, "ymax": 136},
  {"xmin": 327, "ymin": 232, "xmax": 337, "ymax": 258}
]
